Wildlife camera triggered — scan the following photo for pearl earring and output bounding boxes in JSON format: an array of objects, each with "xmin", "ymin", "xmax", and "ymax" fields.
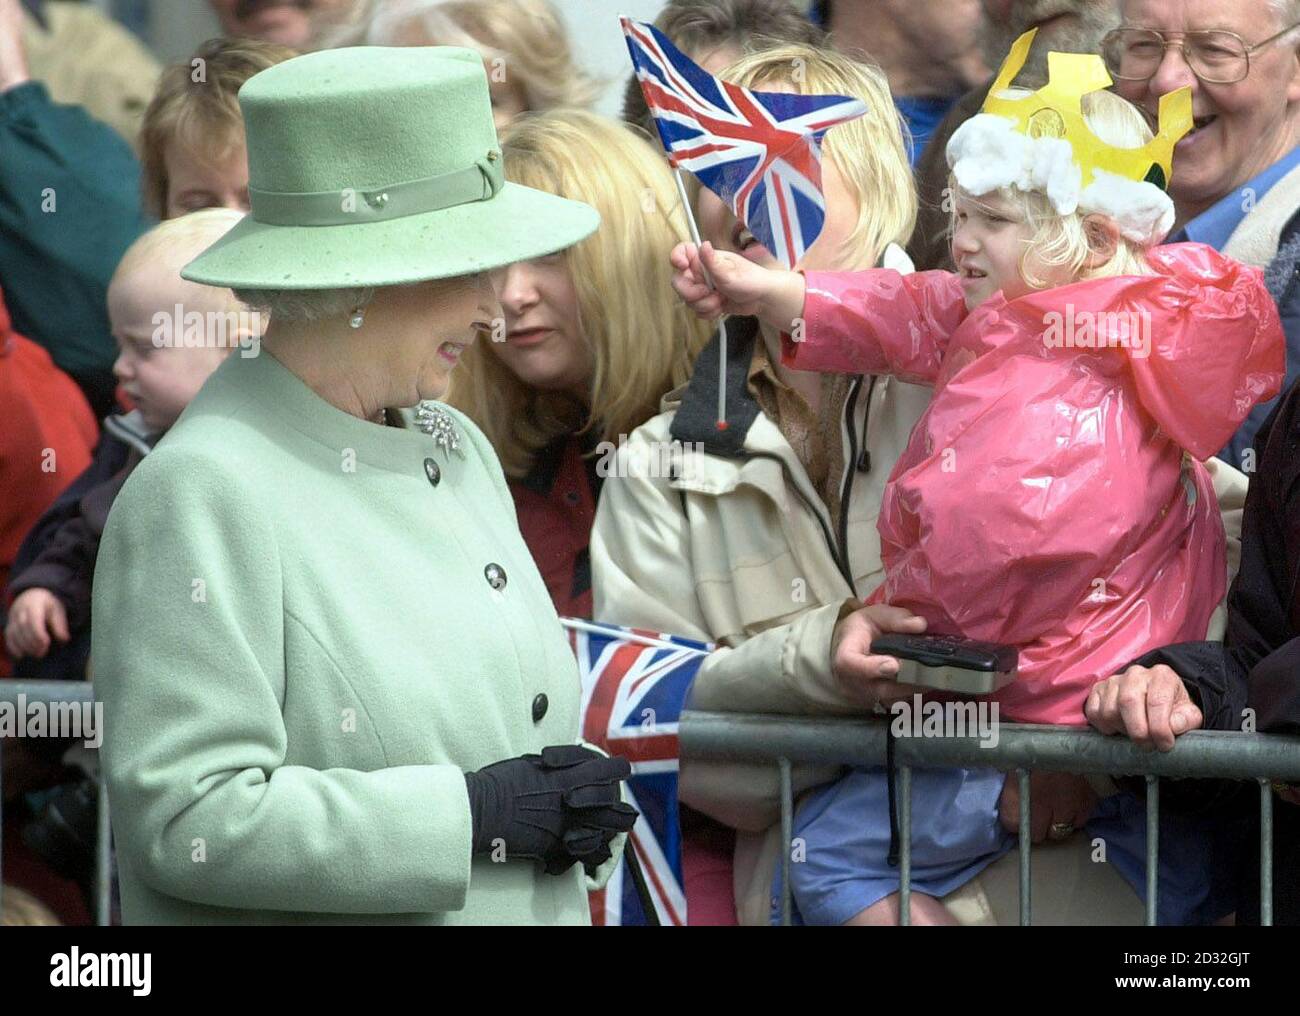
[{"xmin": 348, "ymin": 305, "xmax": 366, "ymax": 329}]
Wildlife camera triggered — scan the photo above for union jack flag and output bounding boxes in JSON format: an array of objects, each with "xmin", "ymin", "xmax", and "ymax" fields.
[
  {"xmin": 621, "ymin": 15, "xmax": 868, "ymax": 268},
  {"xmin": 565, "ymin": 617, "xmax": 712, "ymax": 927}
]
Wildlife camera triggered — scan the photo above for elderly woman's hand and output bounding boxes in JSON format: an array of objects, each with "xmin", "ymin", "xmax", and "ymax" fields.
[
  {"xmin": 464, "ymin": 745, "xmax": 637, "ymax": 875},
  {"xmin": 830, "ymin": 604, "xmax": 930, "ymax": 711},
  {"xmin": 1085, "ymin": 664, "xmax": 1204, "ymax": 752}
]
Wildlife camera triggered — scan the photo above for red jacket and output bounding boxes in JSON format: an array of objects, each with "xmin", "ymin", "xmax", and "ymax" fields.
[
  {"xmin": 0, "ymin": 287, "xmax": 98, "ymax": 675},
  {"xmin": 509, "ymin": 433, "xmax": 602, "ymax": 619}
]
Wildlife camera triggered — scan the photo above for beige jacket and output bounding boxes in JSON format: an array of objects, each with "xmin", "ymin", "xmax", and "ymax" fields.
[
  {"xmin": 1221, "ymin": 161, "xmax": 1300, "ymax": 269},
  {"xmin": 24, "ymin": 2, "xmax": 160, "ymax": 149},
  {"xmin": 592, "ymin": 288, "xmax": 1248, "ymax": 928}
]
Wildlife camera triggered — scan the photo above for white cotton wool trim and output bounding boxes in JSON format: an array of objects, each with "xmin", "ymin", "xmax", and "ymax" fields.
[
  {"xmin": 946, "ymin": 113, "xmax": 1175, "ymax": 246},
  {"xmin": 1077, "ymin": 168, "xmax": 1176, "ymax": 245}
]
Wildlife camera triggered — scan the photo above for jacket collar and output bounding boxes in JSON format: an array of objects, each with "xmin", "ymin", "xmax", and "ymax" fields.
[
  {"xmin": 103, "ymin": 409, "xmax": 158, "ymax": 457},
  {"xmin": 669, "ymin": 315, "xmax": 763, "ymax": 455},
  {"xmin": 663, "ymin": 316, "xmax": 828, "ymax": 515},
  {"xmin": 518, "ymin": 430, "xmax": 602, "ymax": 498}
]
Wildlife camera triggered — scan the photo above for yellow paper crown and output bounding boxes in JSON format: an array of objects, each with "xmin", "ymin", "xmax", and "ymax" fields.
[{"xmin": 982, "ymin": 29, "xmax": 1193, "ymax": 192}]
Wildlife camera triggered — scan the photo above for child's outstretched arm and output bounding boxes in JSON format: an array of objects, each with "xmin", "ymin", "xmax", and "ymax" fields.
[
  {"xmin": 669, "ymin": 241, "xmax": 806, "ymax": 329},
  {"xmin": 670, "ymin": 242, "xmax": 968, "ymax": 386}
]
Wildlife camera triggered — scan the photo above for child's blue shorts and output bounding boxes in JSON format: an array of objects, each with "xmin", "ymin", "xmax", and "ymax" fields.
[{"xmin": 781, "ymin": 765, "xmax": 1014, "ymax": 925}]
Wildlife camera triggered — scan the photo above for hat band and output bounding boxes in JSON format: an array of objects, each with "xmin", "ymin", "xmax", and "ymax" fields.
[{"xmin": 248, "ymin": 155, "xmax": 504, "ymax": 227}]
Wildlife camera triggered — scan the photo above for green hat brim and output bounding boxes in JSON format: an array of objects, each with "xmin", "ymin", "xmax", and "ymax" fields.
[{"xmin": 181, "ymin": 182, "xmax": 599, "ymax": 290}]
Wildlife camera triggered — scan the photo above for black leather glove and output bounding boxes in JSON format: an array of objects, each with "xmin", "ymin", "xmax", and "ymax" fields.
[{"xmin": 464, "ymin": 745, "xmax": 638, "ymax": 875}]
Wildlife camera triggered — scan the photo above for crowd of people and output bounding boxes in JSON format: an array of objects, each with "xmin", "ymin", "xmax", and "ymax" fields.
[{"xmin": 1, "ymin": 0, "xmax": 1298, "ymax": 927}]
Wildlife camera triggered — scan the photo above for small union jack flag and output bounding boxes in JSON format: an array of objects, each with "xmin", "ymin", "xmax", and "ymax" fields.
[
  {"xmin": 565, "ymin": 618, "xmax": 712, "ymax": 927},
  {"xmin": 621, "ymin": 15, "xmax": 868, "ymax": 268}
]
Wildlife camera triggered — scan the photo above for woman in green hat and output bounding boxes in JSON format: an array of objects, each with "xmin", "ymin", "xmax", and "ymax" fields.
[{"xmin": 91, "ymin": 45, "xmax": 636, "ymax": 925}]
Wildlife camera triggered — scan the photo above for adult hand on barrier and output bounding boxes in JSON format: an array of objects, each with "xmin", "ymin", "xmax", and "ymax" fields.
[
  {"xmin": 831, "ymin": 604, "xmax": 930, "ymax": 710},
  {"xmin": 1085, "ymin": 664, "xmax": 1203, "ymax": 752},
  {"xmin": 998, "ymin": 771, "xmax": 1098, "ymax": 843}
]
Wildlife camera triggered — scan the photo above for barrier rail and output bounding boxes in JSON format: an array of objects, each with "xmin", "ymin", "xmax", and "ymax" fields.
[
  {"xmin": 3, "ymin": 683, "xmax": 1297, "ymax": 926},
  {"xmin": 677, "ymin": 710, "xmax": 1300, "ymax": 926}
]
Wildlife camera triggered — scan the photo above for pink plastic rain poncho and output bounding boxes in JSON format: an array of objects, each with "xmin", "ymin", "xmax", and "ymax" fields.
[{"xmin": 783, "ymin": 243, "xmax": 1284, "ymax": 724}]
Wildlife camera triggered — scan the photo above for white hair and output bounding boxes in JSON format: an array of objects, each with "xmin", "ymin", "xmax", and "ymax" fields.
[
  {"xmin": 330, "ymin": 0, "xmax": 460, "ymax": 46},
  {"xmin": 231, "ymin": 287, "xmax": 375, "ymax": 323},
  {"xmin": 1270, "ymin": 0, "xmax": 1300, "ymax": 28}
]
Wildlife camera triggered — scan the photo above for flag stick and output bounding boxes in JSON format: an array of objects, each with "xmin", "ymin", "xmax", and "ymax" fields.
[{"xmin": 671, "ymin": 166, "xmax": 729, "ymax": 431}]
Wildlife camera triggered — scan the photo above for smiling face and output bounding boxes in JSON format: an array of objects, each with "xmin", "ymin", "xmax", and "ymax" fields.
[
  {"xmin": 371, "ymin": 273, "xmax": 500, "ymax": 404},
  {"xmin": 163, "ymin": 137, "xmax": 250, "ymax": 219},
  {"xmin": 697, "ymin": 154, "xmax": 862, "ymax": 272},
  {"xmin": 950, "ymin": 188, "xmax": 1075, "ymax": 309},
  {"xmin": 487, "ymin": 252, "xmax": 592, "ymax": 399},
  {"xmin": 1115, "ymin": 0, "xmax": 1300, "ymax": 222}
]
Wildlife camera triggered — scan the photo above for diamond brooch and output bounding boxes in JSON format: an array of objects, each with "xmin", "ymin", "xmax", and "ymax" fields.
[{"xmin": 415, "ymin": 401, "xmax": 464, "ymax": 457}]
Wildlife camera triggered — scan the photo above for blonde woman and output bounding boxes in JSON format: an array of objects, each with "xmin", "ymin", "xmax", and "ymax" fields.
[
  {"xmin": 447, "ymin": 109, "xmax": 709, "ymax": 619},
  {"xmin": 591, "ymin": 42, "xmax": 933, "ymax": 927},
  {"xmin": 338, "ymin": 0, "xmax": 600, "ymax": 130},
  {"xmin": 139, "ymin": 37, "xmax": 296, "ymax": 219}
]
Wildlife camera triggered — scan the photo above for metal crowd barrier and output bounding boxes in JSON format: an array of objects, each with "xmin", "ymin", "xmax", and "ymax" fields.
[
  {"xmin": 3, "ymin": 683, "xmax": 1299, "ymax": 927},
  {"xmin": 677, "ymin": 710, "xmax": 1300, "ymax": 926}
]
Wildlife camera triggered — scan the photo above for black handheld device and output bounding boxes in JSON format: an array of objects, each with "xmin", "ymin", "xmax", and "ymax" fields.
[{"xmin": 869, "ymin": 633, "xmax": 1018, "ymax": 694}]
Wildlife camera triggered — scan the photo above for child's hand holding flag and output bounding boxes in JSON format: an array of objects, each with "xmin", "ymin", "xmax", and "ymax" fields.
[{"xmin": 669, "ymin": 241, "xmax": 807, "ymax": 334}]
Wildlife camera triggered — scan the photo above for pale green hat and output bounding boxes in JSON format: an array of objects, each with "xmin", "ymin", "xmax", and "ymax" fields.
[{"xmin": 182, "ymin": 46, "xmax": 599, "ymax": 289}]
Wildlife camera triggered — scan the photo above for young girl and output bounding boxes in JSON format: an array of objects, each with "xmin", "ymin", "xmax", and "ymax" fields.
[{"xmin": 670, "ymin": 31, "xmax": 1286, "ymax": 925}]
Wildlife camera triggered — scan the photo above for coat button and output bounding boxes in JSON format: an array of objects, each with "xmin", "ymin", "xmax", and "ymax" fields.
[
  {"xmin": 532, "ymin": 693, "xmax": 548, "ymax": 723},
  {"xmin": 484, "ymin": 563, "xmax": 507, "ymax": 591},
  {"xmin": 423, "ymin": 458, "xmax": 440, "ymax": 486}
]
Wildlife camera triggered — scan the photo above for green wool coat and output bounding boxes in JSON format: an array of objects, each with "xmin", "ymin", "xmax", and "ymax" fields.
[{"xmin": 92, "ymin": 350, "xmax": 597, "ymax": 924}]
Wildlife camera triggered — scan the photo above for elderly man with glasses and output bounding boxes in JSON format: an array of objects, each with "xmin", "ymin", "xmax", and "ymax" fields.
[{"xmin": 1109, "ymin": 0, "xmax": 1300, "ymax": 466}]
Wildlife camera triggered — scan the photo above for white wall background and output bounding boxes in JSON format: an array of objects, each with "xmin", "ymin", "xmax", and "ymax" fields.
[
  {"xmin": 129, "ymin": 0, "xmax": 671, "ymax": 79},
  {"xmin": 555, "ymin": 0, "xmax": 668, "ymax": 116}
]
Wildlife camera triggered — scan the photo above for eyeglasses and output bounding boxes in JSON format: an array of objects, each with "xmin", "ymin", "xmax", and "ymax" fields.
[{"xmin": 1101, "ymin": 24, "xmax": 1300, "ymax": 85}]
